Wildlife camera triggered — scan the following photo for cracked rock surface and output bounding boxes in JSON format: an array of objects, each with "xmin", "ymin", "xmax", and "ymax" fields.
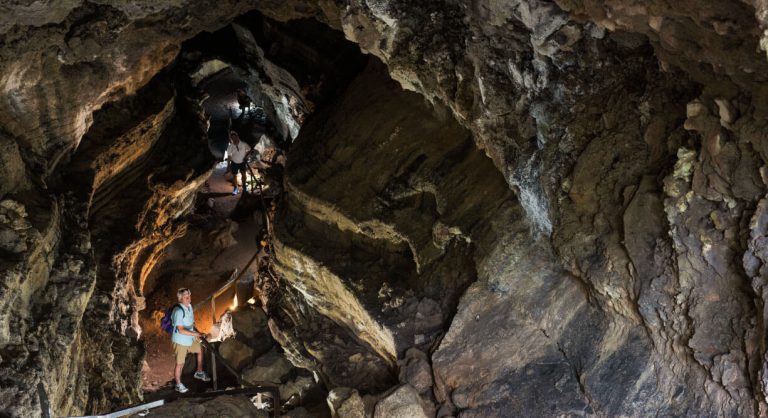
[{"xmin": 4, "ymin": 1, "xmax": 768, "ymax": 417}]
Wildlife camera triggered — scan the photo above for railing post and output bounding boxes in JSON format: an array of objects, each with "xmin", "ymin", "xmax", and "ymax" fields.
[
  {"xmin": 211, "ymin": 349, "xmax": 218, "ymax": 391},
  {"xmin": 210, "ymin": 296, "xmax": 217, "ymax": 390},
  {"xmin": 211, "ymin": 297, "xmax": 216, "ymax": 329},
  {"xmin": 193, "ymin": 267, "xmax": 248, "ymax": 393}
]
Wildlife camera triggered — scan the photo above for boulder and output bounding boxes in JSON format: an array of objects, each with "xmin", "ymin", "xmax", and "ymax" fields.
[
  {"xmin": 232, "ymin": 305, "xmax": 269, "ymax": 338},
  {"xmin": 219, "ymin": 338, "xmax": 255, "ymax": 371},
  {"xmin": 327, "ymin": 387, "xmax": 365, "ymax": 418},
  {"xmin": 373, "ymin": 385, "xmax": 428, "ymax": 418},
  {"xmin": 397, "ymin": 348, "xmax": 433, "ymax": 395},
  {"xmin": 436, "ymin": 402, "xmax": 456, "ymax": 418},
  {"xmin": 279, "ymin": 374, "xmax": 316, "ymax": 402},
  {"xmin": 242, "ymin": 349, "xmax": 293, "ymax": 384},
  {"xmin": 232, "ymin": 306, "xmax": 274, "ymax": 355}
]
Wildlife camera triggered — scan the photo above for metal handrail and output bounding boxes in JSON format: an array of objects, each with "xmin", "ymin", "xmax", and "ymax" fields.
[
  {"xmin": 190, "ymin": 244, "xmax": 263, "ymax": 391},
  {"xmin": 168, "ymin": 153, "xmax": 278, "ymax": 399},
  {"xmin": 192, "ymin": 268, "xmax": 238, "ymax": 392},
  {"xmin": 192, "ymin": 268, "xmax": 239, "ymax": 312},
  {"xmin": 68, "ymin": 386, "xmax": 280, "ymax": 418}
]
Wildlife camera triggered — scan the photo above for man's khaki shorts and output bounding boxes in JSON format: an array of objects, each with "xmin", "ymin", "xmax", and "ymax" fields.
[{"xmin": 173, "ymin": 339, "xmax": 201, "ymax": 364}]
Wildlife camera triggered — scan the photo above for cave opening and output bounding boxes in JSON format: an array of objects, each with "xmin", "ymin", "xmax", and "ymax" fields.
[
  {"xmin": 131, "ymin": 12, "xmax": 375, "ymax": 415},
  {"xmin": 75, "ymin": 9, "xmax": 494, "ymax": 415}
]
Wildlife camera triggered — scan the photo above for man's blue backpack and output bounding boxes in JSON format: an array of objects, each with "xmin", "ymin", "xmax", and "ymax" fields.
[{"xmin": 160, "ymin": 304, "xmax": 184, "ymax": 334}]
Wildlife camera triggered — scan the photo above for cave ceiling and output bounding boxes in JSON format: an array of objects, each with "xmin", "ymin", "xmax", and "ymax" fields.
[{"xmin": 3, "ymin": 1, "xmax": 768, "ymax": 417}]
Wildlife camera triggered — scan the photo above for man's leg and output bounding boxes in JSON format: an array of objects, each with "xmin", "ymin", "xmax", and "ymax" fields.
[
  {"xmin": 175, "ymin": 361, "xmax": 184, "ymax": 384},
  {"xmin": 192, "ymin": 340, "xmax": 211, "ymax": 381},
  {"xmin": 240, "ymin": 170, "xmax": 248, "ymax": 193},
  {"xmin": 173, "ymin": 343, "xmax": 187, "ymax": 387},
  {"xmin": 231, "ymin": 165, "xmax": 240, "ymax": 194},
  {"xmin": 196, "ymin": 350, "xmax": 205, "ymax": 373}
]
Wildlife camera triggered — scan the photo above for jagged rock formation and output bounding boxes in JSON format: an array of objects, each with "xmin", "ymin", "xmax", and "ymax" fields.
[
  {"xmin": 273, "ymin": 60, "xmax": 508, "ymax": 395},
  {"xmin": 217, "ymin": 304, "xmax": 325, "ymax": 411},
  {"xmin": 3, "ymin": 1, "xmax": 768, "ymax": 417},
  {"xmin": 0, "ymin": 3, "xmax": 248, "ymax": 416},
  {"xmin": 256, "ymin": 2, "xmax": 768, "ymax": 416}
]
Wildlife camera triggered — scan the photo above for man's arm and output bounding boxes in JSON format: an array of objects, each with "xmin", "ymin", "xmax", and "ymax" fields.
[
  {"xmin": 175, "ymin": 325, "xmax": 202, "ymax": 337},
  {"xmin": 172, "ymin": 308, "xmax": 202, "ymax": 337}
]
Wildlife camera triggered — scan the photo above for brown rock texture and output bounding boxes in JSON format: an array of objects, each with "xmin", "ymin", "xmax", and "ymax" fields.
[
  {"xmin": 257, "ymin": 1, "xmax": 768, "ymax": 416},
  {"xmin": 0, "ymin": 1, "xmax": 258, "ymax": 186},
  {"xmin": 3, "ymin": 1, "xmax": 768, "ymax": 417},
  {"xmin": 273, "ymin": 60, "xmax": 504, "ymax": 392},
  {"xmin": 0, "ymin": 2, "xmax": 254, "ymax": 416}
]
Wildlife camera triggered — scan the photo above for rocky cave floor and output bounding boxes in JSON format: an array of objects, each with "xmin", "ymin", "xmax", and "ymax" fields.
[
  {"xmin": 133, "ymin": 142, "xmax": 361, "ymax": 417},
  {"xmin": 133, "ymin": 76, "xmax": 318, "ymax": 414},
  {"xmin": 139, "ymin": 162, "xmax": 260, "ymax": 394}
]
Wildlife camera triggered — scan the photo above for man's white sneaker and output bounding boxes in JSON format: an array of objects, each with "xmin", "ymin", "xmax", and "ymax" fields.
[
  {"xmin": 194, "ymin": 371, "xmax": 211, "ymax": 382},
  {"xmin": 175, "ymin": 383, "xmax": 189, "ymax": 393}
]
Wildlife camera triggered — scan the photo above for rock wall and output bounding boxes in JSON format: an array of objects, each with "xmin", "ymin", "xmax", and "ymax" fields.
[
  {"xmin": 3, "ymin": 1, "xmax": 768, "ymax": 417},
  {"xmin": 272, "ymin": 53, "xmax": 701, "ymax": 416},
  {"xmin": 274, "ymin": 60, "xmax": 501, "ymax": 392},
  {"xmin": 0, "ymin": 1, "xmax": 257, "ymax": 190},
  {"xmin": 0, "ymin": 72, "xmax": 215, "ymax": 416},
  {"xmin": 0, "ymin": 3, "xmax": 248, "ymax": 416},
  {"xmin": 256, "ymin": 1, "xmax": 768, "ymax": 416}
]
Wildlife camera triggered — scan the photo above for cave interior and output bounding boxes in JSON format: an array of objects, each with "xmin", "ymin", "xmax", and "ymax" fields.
[{"xmin": 3, "ymin": 1, "xmax": 768, "ymax": 418}]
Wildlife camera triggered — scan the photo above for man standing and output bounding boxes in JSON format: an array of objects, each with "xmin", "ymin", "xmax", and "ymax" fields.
[
  {"xmin": 236, "ymin": 88, "xmax": 252, "ymax": 119},
  {"xmin": 172, "ymin": 287, "xmax": 211, "ymax": 393},
  {"xmin": 226, "ymin": 131, "xmax": 251, "ymax": 195}
]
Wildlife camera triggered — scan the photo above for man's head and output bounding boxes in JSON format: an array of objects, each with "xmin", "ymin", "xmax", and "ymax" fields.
[
  {"xmin": 177, "ymin": 287, "xmax": 191, "ymax": 304},
  {"xmin": 230, "ymin": 131, "xmax": 240, "ymax": 144}
]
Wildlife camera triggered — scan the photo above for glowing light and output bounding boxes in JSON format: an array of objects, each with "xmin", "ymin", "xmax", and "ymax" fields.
[
  {"xmin": 247, "ymin": 297, "xmax": 257, "ymax": 305},
  {"xmin": 231, "ymin": 294, "xmax": 238, "ymax": 310}
]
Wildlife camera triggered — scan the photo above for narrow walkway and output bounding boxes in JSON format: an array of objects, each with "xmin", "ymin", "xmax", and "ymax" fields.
[
  {"xmin": 139, "ymin": 163, "xmax": 263, "ymax": 394},
  {"xmin": 139, "ymin": 67, "xmax": 280, "ymax": 401}
]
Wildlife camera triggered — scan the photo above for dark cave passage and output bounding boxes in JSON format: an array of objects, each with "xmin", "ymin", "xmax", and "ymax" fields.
[{"xmin": 131, "ymin": 17, "xmax": 370, "ymax": 416}]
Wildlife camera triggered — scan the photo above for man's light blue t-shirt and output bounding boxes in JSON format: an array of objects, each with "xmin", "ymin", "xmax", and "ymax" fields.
[{"xmin": 171, "ymin": 304, "xmax": 195, "ymax": 346}]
